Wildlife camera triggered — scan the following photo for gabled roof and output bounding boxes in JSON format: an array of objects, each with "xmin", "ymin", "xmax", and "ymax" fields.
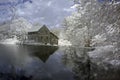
[
  {"xmin": 28, "ymin": 23, "xmax": 42, "ymax": 32},
  {"xmin": 28, "ymin": 25, "xmax": 59, "ymax": 39},
  {"xmin": 38, "ymin": 25, "xmax": 50, "ymax": 32},
  {"xmin": 28, "ymin": 24, "xmax": 50, "ymax": 33},
  {"xmin": 50, "ymin": 32, "xmax": 59, "ymax": 39}
]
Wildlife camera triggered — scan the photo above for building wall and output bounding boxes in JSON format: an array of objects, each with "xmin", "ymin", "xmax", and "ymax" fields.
[
  {"xmin": 50, "ymin": 33, "xmax": 58, "ymax": 45},
  {"xmin": 27, "ymin": 26, "xmax": 58, "ymax": 45}
]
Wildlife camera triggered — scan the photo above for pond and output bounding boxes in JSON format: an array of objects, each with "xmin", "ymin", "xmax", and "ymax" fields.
[
  {"xmin": 0, "ymin": 44, "xmax": 74, "ymax": 80},
  {"xmin": 0, "ymin": 44, "xmax": 119, "ymax": 80}
]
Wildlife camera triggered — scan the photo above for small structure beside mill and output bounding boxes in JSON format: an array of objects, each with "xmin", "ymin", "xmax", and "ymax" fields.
[{"xmin": 28, "ymin": 25, "xmax": 58, "ymax": 45}]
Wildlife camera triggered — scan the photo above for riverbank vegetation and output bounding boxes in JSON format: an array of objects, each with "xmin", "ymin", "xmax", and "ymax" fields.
[{"xmin": 61, "ymin": 0, "xmax": 120, "ymax": 77}]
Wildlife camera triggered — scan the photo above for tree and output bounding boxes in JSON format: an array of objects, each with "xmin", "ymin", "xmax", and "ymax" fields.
[
  {"xmin": 63, "ymin": 0, "xmax": 98, "ymax": 47},
  {"xmin": 63, "ymin": 0, "xmax": 120, "ymax": 48},
  {"xmin": 10, "ymin": 17, "xmax": 32, "ymax": 41}
]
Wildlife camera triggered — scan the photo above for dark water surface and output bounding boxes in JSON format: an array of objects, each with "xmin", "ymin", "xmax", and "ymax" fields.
[
  {"xmin": 0, "ymin": 44, "xmax": 119, "ymax": 80},
  {"xmin": 0, "ymin": 44, "xmax": 74, "ymax": 80}
]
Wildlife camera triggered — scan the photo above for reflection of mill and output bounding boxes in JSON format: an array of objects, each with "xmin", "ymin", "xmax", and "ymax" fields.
[{"xmin": 26, "ymin": 45, "xmax": 58, "ymax": 62}]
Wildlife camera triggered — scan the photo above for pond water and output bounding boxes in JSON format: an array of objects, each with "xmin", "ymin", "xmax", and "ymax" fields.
[
  {"xmin": 0, "ymin": 44, "xmax": 74, "ymax": 80},
  {"xmin": 0, "ymin": 44, "xmax": 119, "ymax": 80}
]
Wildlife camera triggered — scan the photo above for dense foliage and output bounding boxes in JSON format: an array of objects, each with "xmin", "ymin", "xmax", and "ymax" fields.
[{"xmin": 63, "ymin": 0, "xmax": 120, "ymax": 48}]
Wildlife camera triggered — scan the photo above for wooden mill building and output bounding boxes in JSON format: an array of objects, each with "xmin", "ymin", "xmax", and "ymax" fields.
[{"xmin": 28, "ymin": 25, "xmax": 58, "ymax": 45}]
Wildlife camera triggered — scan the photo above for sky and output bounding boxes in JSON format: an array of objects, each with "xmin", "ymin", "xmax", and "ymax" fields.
[{"xmin": 0, "ymin": 0, "xmax": 74, "ymax": 28}]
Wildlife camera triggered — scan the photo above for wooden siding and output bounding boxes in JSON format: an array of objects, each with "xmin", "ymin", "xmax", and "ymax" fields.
[{"xmin": 28, "ymin": 25, "xmax": 58, "ymax": 45}]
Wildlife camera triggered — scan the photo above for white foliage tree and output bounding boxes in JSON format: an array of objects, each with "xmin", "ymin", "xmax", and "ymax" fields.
[
  {"xmin": 63, "ymin": 0, "xmax": 98, "ymax": 47},
  {"xmin": 10, "ymin": 17, "xmax": 32, "ymax": 41},
  {"xmin": 63, "ymin": 0, "xmax": 120, "ymax": 48}
]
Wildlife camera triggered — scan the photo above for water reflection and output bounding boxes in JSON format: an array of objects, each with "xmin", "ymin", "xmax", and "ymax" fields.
[
  {"xmin": 0, "ymin": 44, "xmax": 74, "ymax": 80},
  {"xmin": 62, "ymin": 46, "xmax": 120, "ymax": 80},
  {"xmin": 62, "ymin": 47, "xmax": 90, "ymax": 80},
  {"xmin": 0, "ymin": 44, "xmax": 119, "ymax": 80},
  {"xmin": 23, "ymin": 45, "xmax": 59, "ymax": 62}
]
